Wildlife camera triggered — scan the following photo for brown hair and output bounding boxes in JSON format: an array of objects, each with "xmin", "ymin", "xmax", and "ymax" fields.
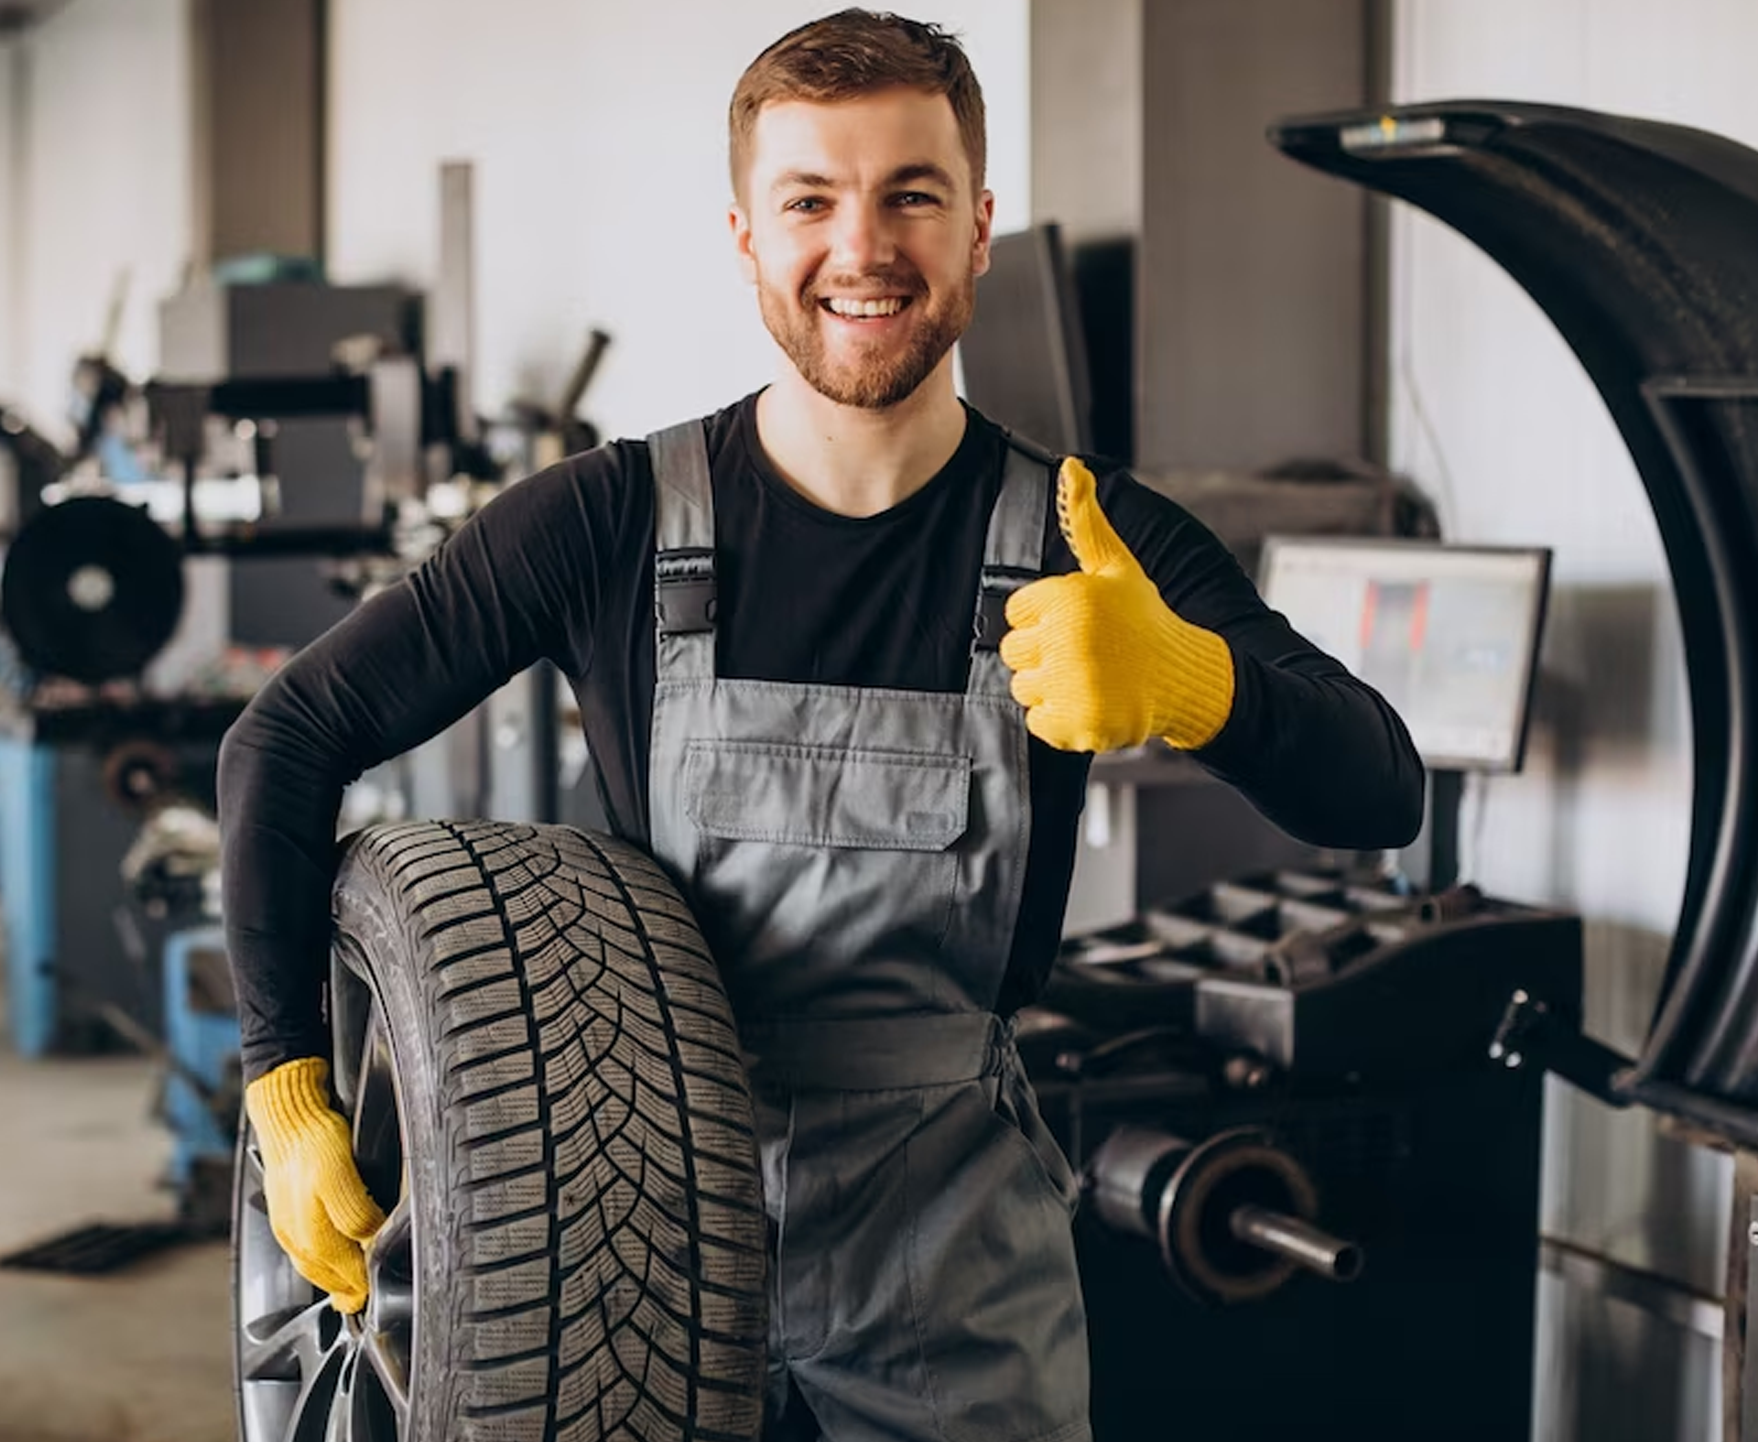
[{"xmin": 728, "ymin": 9, "xmax": 987, "ymax": 202}]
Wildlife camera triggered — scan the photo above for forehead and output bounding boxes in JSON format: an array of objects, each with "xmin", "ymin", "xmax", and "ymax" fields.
[{"xmin": 748, "ymin": 88, "xmax": 969, "ymax": 189}]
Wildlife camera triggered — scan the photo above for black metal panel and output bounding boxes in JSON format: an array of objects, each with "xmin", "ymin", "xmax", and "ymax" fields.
[
  {"xmin": 52, "ymin": 735, "xmax": 222, "ymax": 1044},
  {"xmin": 962, "ymin": 223, "xmax": 1093, "ymax": 454},
  {"xmin": 1267, "ymin": 101, "xmax": 1758, "ymax": 1134},
  {"xmin": 1059, "ymin": 1073, "xmax": 1546, "ymax": 1441}
]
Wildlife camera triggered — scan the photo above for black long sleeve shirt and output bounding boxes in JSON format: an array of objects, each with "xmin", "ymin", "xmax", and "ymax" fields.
[{"xmin": 218, "ymin": 394, "xmax": 1424, "ymax": 1080}]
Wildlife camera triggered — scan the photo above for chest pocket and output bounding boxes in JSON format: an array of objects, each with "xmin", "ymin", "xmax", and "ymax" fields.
[
  {"xmin": 680, "ymin": 740, "xmax": 975, "ymax": 1011},
  {"xmin": 683, "ymin": 741, "xmax": 971, "ymax": 851}
]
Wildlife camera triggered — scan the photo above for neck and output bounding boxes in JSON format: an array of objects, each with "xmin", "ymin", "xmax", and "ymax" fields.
[{"xmin": 754, "ymin": 359, "xmax": 967, "ymax": 517}]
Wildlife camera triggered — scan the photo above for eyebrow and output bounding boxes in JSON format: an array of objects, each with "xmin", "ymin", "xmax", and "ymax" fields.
[
  {"xmin": 769, "ymin": 161, "xmax": 959, "ymax": 196},
  {"xmin": 887, "ymin": 162, "xmax": 958, "ymax": 191}
]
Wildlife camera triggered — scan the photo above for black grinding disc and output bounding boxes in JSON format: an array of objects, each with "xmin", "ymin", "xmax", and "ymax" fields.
[{"xmin": 1, "ymin": 495, "xmax": 185, "ymax": 684}]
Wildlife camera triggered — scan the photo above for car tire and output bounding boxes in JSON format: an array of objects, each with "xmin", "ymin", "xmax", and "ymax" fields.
[{"xmin": 233, "ymin": 820, "xmax": 768, "ymax": 1441}]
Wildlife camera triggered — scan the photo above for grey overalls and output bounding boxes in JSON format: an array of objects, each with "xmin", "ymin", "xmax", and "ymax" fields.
[{"xmin": 644, "ymin": 420, "xmax": 1092, "ymax": 1442}]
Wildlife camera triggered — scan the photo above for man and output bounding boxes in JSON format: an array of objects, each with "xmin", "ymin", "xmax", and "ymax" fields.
[{"xmin": 220, "ymin": 10, "xmax": 1423, "ymax": 1441}]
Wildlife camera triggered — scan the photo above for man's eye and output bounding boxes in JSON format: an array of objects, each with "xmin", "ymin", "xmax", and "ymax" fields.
[
  {"xmin": 893, "ymin": 191, "xmax": 940, "ymax": 207},
  {"xmin": 785, "ymin": 197, "xmax": 826, "ymax": 214}
]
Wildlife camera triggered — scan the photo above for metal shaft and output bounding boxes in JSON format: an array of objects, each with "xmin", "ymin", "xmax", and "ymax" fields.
[{"xmin": 1229, "ymin": 1204, "xmax": 1363, "ymax": 1282}]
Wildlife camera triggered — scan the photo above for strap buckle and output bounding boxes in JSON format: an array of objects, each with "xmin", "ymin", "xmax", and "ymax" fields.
[
  {"xmin": 973, "ymin": 566, "xmax": 1037, "ymax": 650},
  {"xmin": 656, "ymin": 549, "xmax": 717, "ymax": 635}
]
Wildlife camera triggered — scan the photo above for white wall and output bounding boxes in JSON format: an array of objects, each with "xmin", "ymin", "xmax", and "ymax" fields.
[
  {"xmin": 1390, "ymin": 4, "xmax": 1758, "ymax": 1438},
  {"xmin": 326, "ymin": 0, "xmax": 1031, "ymax": 440},
  {"xmin": 8, "ymin": 0, "xmax": 191, "ymax": 447},
  {"xmin": 1, "ymin": 41, "xmax": 18, "ymax": 400}
]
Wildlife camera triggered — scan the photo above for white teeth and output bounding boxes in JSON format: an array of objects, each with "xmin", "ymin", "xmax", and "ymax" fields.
[{"xmin": 825, "ymin": 296, "xmax": 906, "ymax": 317}]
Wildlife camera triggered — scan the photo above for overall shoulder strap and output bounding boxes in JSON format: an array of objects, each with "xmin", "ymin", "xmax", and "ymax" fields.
[
  {"xmin": 646, "ymin": 421, "xmax": 716, "ymax": 680},
  {"xmin": 971, "ymin": 429, "xmax": 1055, "ymax": 657}
]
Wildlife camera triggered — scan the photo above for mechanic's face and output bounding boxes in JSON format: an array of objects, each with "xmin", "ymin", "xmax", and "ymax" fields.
[{"xmin": 732, "ymin": 88, "xmax": 994, "ymax": 410}]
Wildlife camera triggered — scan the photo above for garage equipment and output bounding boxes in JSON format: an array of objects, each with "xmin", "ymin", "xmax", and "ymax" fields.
[
  {"xmin": 0, "ymin": 273, "xmax": 424, "ymax": 1057},
  {"xmin": 0, "ymin": 281, "xmax": 145, "ymax": 536},
  {"xmin": 0, "ymin": 160, "xmax": 608, "ymax": 1054},
  {"xmin": 116, "ymin": 800, "xmax": 240, "ymax": 1231},
  {"xmin": 1031, "ymin": 528, "xmax": 1568, "ymax": 1439},
  {"xmin": 1271, "ymin": 96, "xmax": 1758, "ymax": 1147},
  {"xmin": 1036, "ymin": 870, "xmax": 1580, "ymax": 1441},
  {"xmin": 0, "ymin": 406, "xmax": 67, "ymax": 535},
  {"xmin": 960, "ymin": 223, "xmax": 1093, "ymax": 454},
  {"xmin": 1258, "ymin": 536, "xmax": 1551, "ymax": 891},
  {"xmin": 148, "ymin": 277, "xmax": 429, "ymax": 651},
  {"xmin": 159, "ymin": 922, "xmax": 240, "ymax": 1233},
  {"xmin": 0, "ymin": 492, "xmax": 187, "ymax": 684},
  {"xmin": 1266, "ymin": 99, "xmax": 1758, "ymax": 1436},
  {"xmin": 1086, "ymin": 1123, "xmax": 1363, "ymax": 1303},
  {"xmin": 0, "ymin": 706, "xmax": 233, "ymax": 1053}
]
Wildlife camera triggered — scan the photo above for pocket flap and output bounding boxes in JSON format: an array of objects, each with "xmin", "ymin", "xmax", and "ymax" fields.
[{"xmin": 684, "ymin": 741, "xmax": 971, "ymax": 851}]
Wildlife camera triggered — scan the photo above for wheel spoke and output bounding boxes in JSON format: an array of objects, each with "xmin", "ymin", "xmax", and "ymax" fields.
[
  {"xmin": 243, "ymin": 1137, "xmax": 271, "ymax": 1216},
  {"xmin": 324, "ymin": 1353, "xmax": 356, "ymax": 1442},
  {"xmin": 289, "ymin": 1344, "xmax": 346, "ymax": 1442},
  {"xmin": 363, "ymin": 1188, "xmax": 414, "ymax": 1426},
  {"xmin": 358, "ymin": 1325, "xmax": 411, "ymax": 1427},
  {"xmin": 371, "ymin": 1194, "xmax": 412, "ymax": 1271},
  {"xmin": 369, "ymin": 1268, "xmax": 414, "ymax": 1338},
  {"xmin": 352, "ymin": 1006, "xmax": 387, "ymax": 1149},
  {"xmin": 236, "ymin": 1135, "xmax": 322, "ymax": 1338},
  {"xmin": 240, "ymin": 1299, "xmax": 341, "ymax": 1384},
  {"xmin": 351, "ymin": 1005, "xmax": 404, "ymax": 1213}
]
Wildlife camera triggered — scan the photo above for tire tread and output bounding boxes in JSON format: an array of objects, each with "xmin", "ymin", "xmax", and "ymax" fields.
[{"xmin": 335, "ymin": 821, "xmax": 766, "ymax": 1442}]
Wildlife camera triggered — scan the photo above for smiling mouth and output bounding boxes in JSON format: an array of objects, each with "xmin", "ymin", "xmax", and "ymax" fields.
[{"xmin": 819, "ymin": 296, "xmax": 914, "ymax": 320}]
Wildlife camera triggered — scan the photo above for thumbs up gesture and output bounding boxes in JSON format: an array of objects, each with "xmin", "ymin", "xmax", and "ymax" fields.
[{"xmin": 1000, "ymin": 458, "xmax": 1235, "ymax": 754}]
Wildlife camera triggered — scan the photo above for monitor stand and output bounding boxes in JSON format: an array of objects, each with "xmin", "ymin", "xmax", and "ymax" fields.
[{"xmin": 1402, "ymin": 767, "xmax": 1465, "ymax": 894}]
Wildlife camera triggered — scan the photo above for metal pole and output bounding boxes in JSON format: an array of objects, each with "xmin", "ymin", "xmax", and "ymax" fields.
[{"xmin": 1229, "ymin": 1204, "xmax": 1363, "ymax": 1282}]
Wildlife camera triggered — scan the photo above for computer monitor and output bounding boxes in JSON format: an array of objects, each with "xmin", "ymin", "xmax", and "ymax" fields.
[
  {"xmin": 959, "ymin": 222, "xmax": 1094, "ymax": 454},
  {"xmin": 1259, "ymin": 537, "xmax": 1551, "ymax": 773}
]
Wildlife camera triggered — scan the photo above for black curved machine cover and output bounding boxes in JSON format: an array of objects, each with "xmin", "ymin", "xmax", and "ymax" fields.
[{"xmin": 1270, "ymin": 100, "xmax": 1758, "ymax": 1144}]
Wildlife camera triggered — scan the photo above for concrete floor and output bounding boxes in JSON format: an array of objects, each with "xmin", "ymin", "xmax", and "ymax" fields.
[{"xmin": 0, "ymin": 1046, "xmax": 233, "ymax": 1442}]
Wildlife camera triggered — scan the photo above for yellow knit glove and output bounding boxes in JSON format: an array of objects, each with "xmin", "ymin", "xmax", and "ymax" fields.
[
  {"xmin": 1000, "ymin": 457, "xmax": 1235, "ymax": 753},
  {"xmin": 243, "ymin": 1056, "xmax": 386, "ymax": 1314}
]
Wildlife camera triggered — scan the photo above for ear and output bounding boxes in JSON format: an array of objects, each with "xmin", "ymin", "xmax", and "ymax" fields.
[
  {"xmin": 970, "ymin": 189, "xmax": 996, "ymax": 279},
  {"xmin": 729, "ymin": 203, "xmax": 758, "ymax": 285}
]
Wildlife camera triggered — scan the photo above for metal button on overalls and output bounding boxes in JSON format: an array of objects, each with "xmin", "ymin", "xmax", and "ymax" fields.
[{"xmin": 644, "ymin": 420, "xmax": 1092, "ymax": 1442}]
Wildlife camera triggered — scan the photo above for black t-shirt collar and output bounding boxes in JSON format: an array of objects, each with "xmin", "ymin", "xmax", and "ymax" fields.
[{"xmin": 728, "ymin": 390, "xmax": 992, "ymax": 529}]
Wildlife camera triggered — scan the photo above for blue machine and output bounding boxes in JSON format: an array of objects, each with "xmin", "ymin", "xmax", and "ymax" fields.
[
  {"xmin": 0, "ymin": 736, "xmax": 56, "ymax": 1056},
  {"xmin": 161, "ymin": 923, "xmax": 241, "ymax": 1229},
  {"xmin": 1, "ymin": 734, "xmax": 240, "ymax": 1226},
  {"xmin": 0, "ymin": 720, "xmax": 230, "ymax": 1055}
]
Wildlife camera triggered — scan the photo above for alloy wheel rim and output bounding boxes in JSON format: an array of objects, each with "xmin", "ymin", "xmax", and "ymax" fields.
[{"xmin": 236, "ymin": 947, "xmax": 414, "ymax": 1441}]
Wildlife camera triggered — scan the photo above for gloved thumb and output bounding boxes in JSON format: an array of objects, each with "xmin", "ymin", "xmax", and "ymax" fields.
[
  {"xmin": 321, "ymin": 1162, "xmax": 387, "ymax": 1244},
  {"xmin": 1057, "ymin": 457, "xmax": 1131, "ymax": 576}
]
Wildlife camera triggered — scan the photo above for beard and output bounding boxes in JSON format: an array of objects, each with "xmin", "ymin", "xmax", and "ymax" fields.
[{"xmin": 756, "ymin": 259, "xmax": 975, "ymax": 410}]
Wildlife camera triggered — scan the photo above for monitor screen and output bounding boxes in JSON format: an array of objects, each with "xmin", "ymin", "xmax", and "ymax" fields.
[
  {"xmin": 1259, "ymin": 537, "xmax": 1551, "ymax": 773},
  {"xmin": 958, "ymin": 223, "xmax": 1093, "ymax": 454}
]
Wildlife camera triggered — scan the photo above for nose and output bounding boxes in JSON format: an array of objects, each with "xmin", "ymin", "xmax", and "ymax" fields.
[{"xmin": 827, "ymin": 198, "xmax": 897, "ymax": 273}]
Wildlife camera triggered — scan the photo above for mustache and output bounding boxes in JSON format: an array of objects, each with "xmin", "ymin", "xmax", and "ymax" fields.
[{"xmin": 804, "ymin": 268, "xmax": 927, "ymax": 302}]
